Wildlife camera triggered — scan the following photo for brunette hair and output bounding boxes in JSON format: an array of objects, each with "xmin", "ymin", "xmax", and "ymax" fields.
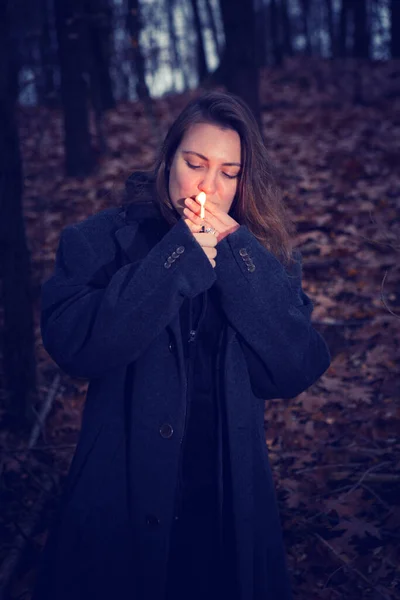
[{"xmin": 124, "ymin": 90, "xmax": 296, "ymax": 266}]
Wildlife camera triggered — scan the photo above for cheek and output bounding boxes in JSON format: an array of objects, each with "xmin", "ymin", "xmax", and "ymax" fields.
[
  {"xmin": 172, "ymin": 165, "xmax": 196, "ymax": 195},
  {"xmin": 223, "ymin": 181, "xmax": 238, "ymax": 203}
]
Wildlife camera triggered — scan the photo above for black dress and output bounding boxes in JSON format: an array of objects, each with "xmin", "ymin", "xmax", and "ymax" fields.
[{"xmin": 165, "ymin": 285, "xmax": 239, "ymax": 600}]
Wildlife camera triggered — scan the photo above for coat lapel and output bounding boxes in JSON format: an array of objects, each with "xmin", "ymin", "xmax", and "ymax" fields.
[
  {"xmin": 115, "ymin": 217, "xmax": 184, "ymax": 383},
  {"xmin": 114, "ymin": 223, "xmax": 140, "ymax": 263}
]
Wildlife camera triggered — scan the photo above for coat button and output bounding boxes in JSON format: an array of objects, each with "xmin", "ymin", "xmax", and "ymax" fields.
[
  {"xmin": 168, "ymin": 341, "xmax": 176, "ymax": 353},
  {"xmin": 164, "ymin": 261, "xmax": 172, "ymax": 269},
  {"xmin": 176, "ymin": 246, "xmax": 185, "ymax": 254},
  {"xmin": 145, "ymin": 514, "xmax": 160, "ymax": 527},
  {"xmin": 239, "ymin": 248, "xmax": 248, "ymax": 256},
  {"xmin": 248, "ymin": 264, "xmax": 256, "ymax": 272},
  {"xmin": 160, "ymin": 423, "xmax": 174, "ymax": 438}
]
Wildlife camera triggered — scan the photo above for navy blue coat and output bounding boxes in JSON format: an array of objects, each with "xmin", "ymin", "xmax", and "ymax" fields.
[{"xmin": 33, "ymin": 199, "xmax": 331, "ymax": 600}]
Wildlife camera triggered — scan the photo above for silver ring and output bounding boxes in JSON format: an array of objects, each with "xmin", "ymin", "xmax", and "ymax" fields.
[{"xmin": 201, "ymin": 225, "xmax": 218, "ymax": 235}]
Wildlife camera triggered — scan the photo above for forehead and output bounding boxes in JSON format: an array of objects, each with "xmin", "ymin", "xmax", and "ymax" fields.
[{"xmin": 179, "ymin": 122, "xmax": 241, "ymax": 161}]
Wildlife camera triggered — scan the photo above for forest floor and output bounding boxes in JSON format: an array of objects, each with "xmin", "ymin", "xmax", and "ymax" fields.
[{"xmin": 0, "ymin": 57, "xmax": 399, "ymax": 599}]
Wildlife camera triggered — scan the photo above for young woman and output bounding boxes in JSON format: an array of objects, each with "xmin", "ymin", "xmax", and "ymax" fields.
[{"xmin": 33, "ymin": 91, "xmax": 331, "ymax": 600}]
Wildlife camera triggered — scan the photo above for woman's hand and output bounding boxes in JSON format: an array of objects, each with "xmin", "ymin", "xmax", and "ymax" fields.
[
  {"xmin": 183, "ymin": 216, "xmax": 218, "ymax": 268},
  {"xmin": 183, "ymin": 196, "xmax": 240, "ymax": 243}
]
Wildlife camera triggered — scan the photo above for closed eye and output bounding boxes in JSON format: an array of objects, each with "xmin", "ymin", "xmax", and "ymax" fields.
[
  {"xmin": 185, "ymin": 160, "xmax": 239, "ymax": 180},
  {"xmin": 185, "ymin": 160, "xmax": 201, "ymax": 170}
]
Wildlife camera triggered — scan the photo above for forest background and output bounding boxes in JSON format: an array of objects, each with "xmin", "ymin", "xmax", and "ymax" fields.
[{"xmin": 0, "ymin": 0, "xmax": 399, "ymax": 598}]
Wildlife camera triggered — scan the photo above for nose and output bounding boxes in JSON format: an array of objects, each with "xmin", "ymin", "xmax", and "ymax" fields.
[{"xmin": 198, "ymin": 171, "xmax": 217, "ymax": 196}]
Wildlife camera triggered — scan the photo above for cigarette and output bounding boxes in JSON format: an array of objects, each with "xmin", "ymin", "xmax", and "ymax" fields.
[{"xmin": 197, "ymin": 192, "xmax": 206, "ymax": 219}]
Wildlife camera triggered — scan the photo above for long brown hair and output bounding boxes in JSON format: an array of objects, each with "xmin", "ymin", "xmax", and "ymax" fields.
[{"xmin": 124, "ymin": 91, "xmax": 296, "ymax": 267}]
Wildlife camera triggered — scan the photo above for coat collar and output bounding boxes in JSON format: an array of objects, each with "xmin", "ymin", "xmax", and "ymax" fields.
[{"xmin": 115, "ymin": 196, "xmax": 168, "ymax": 263}]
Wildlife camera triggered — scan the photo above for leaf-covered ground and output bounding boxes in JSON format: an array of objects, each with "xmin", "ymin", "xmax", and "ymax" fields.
[{"xmin": 1, "ymin": 57, "xmax": 399, "ymax": 599}]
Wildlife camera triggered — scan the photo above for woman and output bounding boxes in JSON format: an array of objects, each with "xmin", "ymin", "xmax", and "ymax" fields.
[{"xmin": 33, "ymin": 91, "xmax": 331, "ymax": 600}]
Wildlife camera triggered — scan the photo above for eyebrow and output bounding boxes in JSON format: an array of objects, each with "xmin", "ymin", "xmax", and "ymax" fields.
[{"xmin": 181, "ymin": 150, "xmax": 241, "ymax": 167}]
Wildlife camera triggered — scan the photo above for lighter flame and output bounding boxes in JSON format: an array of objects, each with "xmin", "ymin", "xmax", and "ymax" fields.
[{"xmin": 197, "ymin": 192, "xmax": 206, "ymax": 219}]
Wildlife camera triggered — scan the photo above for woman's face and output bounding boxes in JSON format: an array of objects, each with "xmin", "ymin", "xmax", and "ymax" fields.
[{"xmin": 168, "ymin": 122, "xmax": 242, "ymax": 218}]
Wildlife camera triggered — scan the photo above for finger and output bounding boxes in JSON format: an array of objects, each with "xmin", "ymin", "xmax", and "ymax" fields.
[
  {"xmin": 184, "ymin": 217, "xmax": 202, "ymax": 233},
  {"xmin": 184, "ymin": 198, "xmax": 225, "ymax": 228},
  {"xmin": 184, "ymin": 207, "xmax": 216, "ymax": 232},
  {"xmin": 183, "ymin": 206, "xmax": 203, "ymax": 226},
  {"xmin": 192, "ymin": 233, "xmax": 217, "ymax": 247},
  {"xmin": 192, "ymin": 196, "xmax": 228, "ymax": 222}
]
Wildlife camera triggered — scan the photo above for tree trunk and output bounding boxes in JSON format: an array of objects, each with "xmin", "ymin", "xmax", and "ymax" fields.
[
  {"xmin": 352, "ymin": 0, "xmax": 369, "ymax": 58},
  {"xmin": 0, "ymin": 0, "xmax": 37, "ymax": 424},
  {"xmin": 38, "ymin": 0, "xmax": 59, "ymax": 107},
  {"xmin": 217, "ymin": 0, "xmax": 261, "ymax": 129},
  {"xmin": 204, "ymin": 0, "xmax": 221, "ymax": 58},
  {"xmin": 126, "ymin": 0, "xmax": 150, "ymax": 101},
  {"xmin": 254, "ymin": 2, "xmax": 268, "ymax": 67},
  {"xmin": 300, "ymin": 0, "xmax": 312, "ymax": 55},
  {"xmin": 84, "ymin": 0, "xmax": 115, "ymax": 156},
  {"xmin": 190, "ymin": 0, "xmax": 208, "ymax": 82},
  {"xmin": 325, "ymin": 0, "xmax": 336, "ymax": 57},
  {"xmin": 166, "ymin": 0, "xmax": 181, "ymax": 91},
  {"xmin": 338, "ymin": 0, "xmax": 350, "ymax": 57},
  {"xmin": 270, "ymin": 0, "xmax": 283, "ymax": 66},
  {"xmin": 54, "ymin": 0, "xmax": 95, "ymax": 176},
  {"xmin": 85, "ymin": 0, "xmax": 115, "ymax": 112},
  {"xmin": 126, "ymin": 0, "xmax": 161, "ymax": 143},
  {"xmin": 281, "ymin": 0, "xmax": 293, "ymax": 56},
  {"xmin": 391, "ymin": 0, "xmax": 400, "ymax": 58}
]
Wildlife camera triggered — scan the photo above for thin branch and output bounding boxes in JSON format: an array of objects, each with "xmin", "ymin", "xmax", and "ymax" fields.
[
  {"xmin": 0, "ymin": 475, "xmax": 58, "ymax": 599},
  {"xmin": 314, "ymin": 533, "xmax": 391, "ymax": 599},
  {"xmin": 380, "ymin": 269, "xmax": 400, "ymax": 320},
  {"xmin": 28, "ymin": 374, "xmax": 61, "ymax": 450},
  {"xmin": 1, "ymin": 444, "xmax": 77, "ymax": 456},
  {"xmin": 341, "ymin": 461, "xmax": 393, "ymax": 497}
]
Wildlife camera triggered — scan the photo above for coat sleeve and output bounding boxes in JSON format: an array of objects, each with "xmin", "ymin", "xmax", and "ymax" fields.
[
  {"xmin": 41, "ymin": 216, "xmax": 216, "ymax": 379},
  {"xmin": 214, "ymin": 225, "xmax": 331, "ymax": 400}
]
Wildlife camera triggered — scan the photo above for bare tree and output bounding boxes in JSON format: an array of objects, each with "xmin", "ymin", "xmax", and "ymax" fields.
[
  {"xmin": 54, "ymin": 0, "xmax": 95, "ymax": 176},
  {"xmin": 270, "ymin": 0, "xmax": 283, "ymax": 66},
  {"xmin": 166, "ymin": 0, "xmax": 181, "ymax": 90},
  {"xmin": 204, "ymin": 0, "xmax": 221, "ymax": 58},
  {"xmin": 255, "ymin": 1, "xmax": 268, "ymax": 67},
  {"xmin": 84, "ymin": 0, "xmax": 115, "ymax": 156},
  {"xmin": 126, "ymin": 0, "xmax": 160, "ymax": 142},
  {"xmin": 352, "ymin": 0, "xmax": 370, "ymax": 58},
  {"xmin": 300, "ymin": 0, "xmax": 313, "ymax": 55},
  {"xmin": 190, "ymin": 0, "xmax": 208, "ymax": 81},
  {"xmin": 325, "ymin": 0, "xmax": 336, "ymax": 57},
  {"xmin": 281, "ymin": 0, "xmax": 293, "ymax": 57},
  {"xmin": 86, "ymin": 0, "xmax": 115, "ymax": 112},
  {"xmin": 127, "ymin": 0, "xmax": 151, "ymax": 100},
  {"xmin": 338, "ymin": 0, "xmax": 350, "ymax": 57},
  {"xmin": 216, "ymin": 0, "xmax": 261, "ymax": 129},
  {"xmin": 0, "ymin": 0, "xmax": 37, "ymax": 424},
  {"xmin": 390, "ymin": 0, "xmax": 400, "ymax": 57},
  {"xmin": 38, "ymin": 0, "xmax": 59, "ymax": 107}
]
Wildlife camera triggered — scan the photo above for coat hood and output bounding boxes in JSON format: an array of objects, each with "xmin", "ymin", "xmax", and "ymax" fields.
[
  {"xmin": 123, "ymin": 171, "xmax": 177, "ymax": 225},
  {"xmin": 124, "ymin": 200, "xmax": 164, "ymax": 223}
]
